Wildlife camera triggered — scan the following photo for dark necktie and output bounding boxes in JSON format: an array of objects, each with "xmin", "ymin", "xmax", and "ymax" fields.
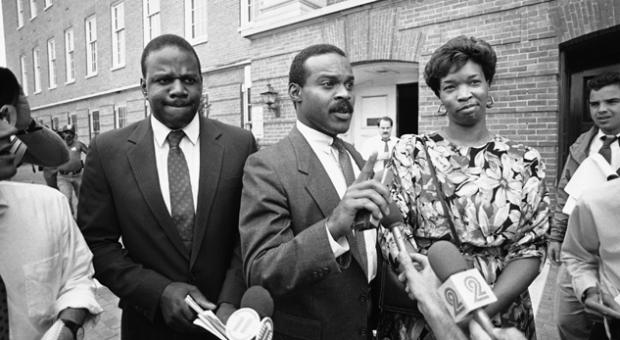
[
  {"xmin": 167, "ymin": 130, "xmax": 195, "ymax": 251},
  {"xmin": 382, "ymin": 137, "xmax": 390, "ymax": 167},
  {"xmin": 0, "ymin": 275, "xmax": 8, "ymax": 340},
  {"xmin": 599, "ymin": 135, "xmax": 617, "ymax": 164},
  {"xmin": 331, "ymin": 137, "xmax": 368, "ymax": 277}
]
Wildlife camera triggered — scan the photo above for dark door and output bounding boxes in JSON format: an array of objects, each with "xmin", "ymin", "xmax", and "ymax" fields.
[
  {"xmin": 396, "ymin": 82, "xmax": 418, "ymax": 136},
  {"xmin": 558, "ymin": 25, "xmax": 620, "ymax": 176}
]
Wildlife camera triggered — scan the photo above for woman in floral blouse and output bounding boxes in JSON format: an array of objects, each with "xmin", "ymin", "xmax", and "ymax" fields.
[{"xmin": 377, "ymin": 36, "xmax": 549, "ymax": 340}]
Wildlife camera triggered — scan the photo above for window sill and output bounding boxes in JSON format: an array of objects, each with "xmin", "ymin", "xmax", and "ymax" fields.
[
  {"xmin": 110, "ymin": 65, "xmax": 126, "ymax": 72},
  {"xmin": 85, "ymin": 72, "xmax": 98, "ymax": 79},
  {"xmin": 239, "ymin": 0, "xmax": 380, "ymax": 38},
  {"xmin": 65, "ymin": 79, "xmax": 76, "ymax": 85},
  {"xmin": 44, "ymin": 4, "xmax": 52, "ymax": 11},
  {"xmin": 188, "ymin": 37, "xmax": 208, "ymax": 46},
  {"xmin": 48, "ymin": 85, "xmax": 57, "ymax": 90}
]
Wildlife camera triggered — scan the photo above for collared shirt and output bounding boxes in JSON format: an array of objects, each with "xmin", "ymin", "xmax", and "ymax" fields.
[
  {"xmin": 151, "ymin": 113, "xmax": 200, "ymax": 213},
  {"xmin": 562, "ymin": 179, "xmax": 620, "ymax": 302},
  {"xmin": 588, "ymin": 130, "xmax": 620, "ymax": 170},
  {"xmin": 0, "ymin": 181, "xmax": 102, "ymax": 340},
  {"xmin": 358, "ymin": 135, "xmax": 400, "ymax": 173},
  {"xmin": 296, "ymin": 121, "xmax": 377, "ymax": 282}
]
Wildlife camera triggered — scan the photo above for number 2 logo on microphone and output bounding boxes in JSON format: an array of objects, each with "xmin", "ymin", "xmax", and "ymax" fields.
[
  {"xmin": 463, "ymin": 275, "xmax": 489, "ymax": 303},
  {"xmin": 444, "ymin": 287, "xmax": 464, "ymax": 315}
]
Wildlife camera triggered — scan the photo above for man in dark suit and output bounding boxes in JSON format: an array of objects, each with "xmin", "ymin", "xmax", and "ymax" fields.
[
  {"xmin": 239, "ymin": 44, "xmax": 390, "ymax": 340},
  {"xmin": 78, "ymin": 34, "xmax": 257, "ymax": 340}
]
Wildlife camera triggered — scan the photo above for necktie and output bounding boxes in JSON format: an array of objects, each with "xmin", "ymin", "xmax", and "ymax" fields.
[
  {"xmin": 0, "ymin": 275, "xmax": 8, "ymax": 340},
  {"xmin": 599, "ymin": 135, "xmax": 617, "ymax": 164},
  {"xmin": 331, "ymin": 137, "xmax": 368, "ymax": 276},
  {"xmin": 382, "ymin": 137, "xmax": 390, "ymax": 167},
  {"xmin": 167, "ymin": 130, "xmax": 195, "ymax": 251}
]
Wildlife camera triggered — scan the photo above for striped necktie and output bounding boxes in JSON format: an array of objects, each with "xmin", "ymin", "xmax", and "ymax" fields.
[
  {"xmin": 599, "ymin": 135, "xmax": 617, "ymax": 164},
  {"xmin": 331, "ymin": 137, "xmax": 368, "ymax": 277}
]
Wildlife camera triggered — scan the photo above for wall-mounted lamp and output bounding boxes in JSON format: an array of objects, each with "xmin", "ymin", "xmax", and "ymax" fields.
[{"xmin": 260, "ymin": 83, "xmax": 280, "ymax": 117}]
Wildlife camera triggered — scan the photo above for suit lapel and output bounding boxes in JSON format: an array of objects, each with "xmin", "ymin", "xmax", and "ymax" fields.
[
  {"xmin": 190, "ymin": 117, "xmax": 223, "ymax": 268},
  {"xmin": 127, "ymin": 119, "xmax": 190, "ymax": 260},
  {"xmin": 288, "ymin": 127, "xmax": 341, "ymax": 218}
]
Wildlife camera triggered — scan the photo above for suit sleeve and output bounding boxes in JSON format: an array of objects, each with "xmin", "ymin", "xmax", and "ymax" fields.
[
  {"xmin": 218, "ymin": 133, "xmax": 258, "ymax": 306},
  {"xmin": 77, "ymin": 136, "xmax": 172, "ymax": 322},
  {"xmin": 551, "ymin": 155, "xmax": 576, "ymax": 242},
  {"xmin": 239, "ymin": 153, "xmax": 342, "ymax": 297}
]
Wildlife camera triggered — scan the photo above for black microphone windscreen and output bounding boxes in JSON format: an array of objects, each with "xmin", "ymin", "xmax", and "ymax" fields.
[
  {"xmin": 380, "ymin": 202, "xmax": 404, "ymax": 229},
  {"xmin": 427, "ymin": 240, "xmax": 469, "ymax": 282},
  {"xmin": 240, "ymin": 286, "xmax": 274, "ymax": 319}
]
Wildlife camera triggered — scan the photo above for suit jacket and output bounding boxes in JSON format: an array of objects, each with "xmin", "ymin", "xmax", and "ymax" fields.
[
  {"xmin": 78, "ymin": 115, "xmax": 257, "ymax": 340},
  {"xmin": 240, "ymin": 127, "xmax": 375, "ymax": 340}
]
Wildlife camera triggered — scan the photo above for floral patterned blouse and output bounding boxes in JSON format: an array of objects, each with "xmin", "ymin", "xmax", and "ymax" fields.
[{"xmin": 377, "ymin": 133, "xmax": 550, "ymax": 340}]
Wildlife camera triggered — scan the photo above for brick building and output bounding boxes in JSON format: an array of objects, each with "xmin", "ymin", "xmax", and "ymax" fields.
[{"xmin": 3, "ymin": 0, "xmax": 620, "ymax": 190}]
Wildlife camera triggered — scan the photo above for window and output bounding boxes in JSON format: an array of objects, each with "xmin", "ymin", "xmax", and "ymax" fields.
[
  {"xmin": 32, "ymin": 47, "xmax": 41, "ymax": 93},
  {"xmin": 111, "ymin": 2, "xmax": 126, "ymax": 68},
  {"xmin": 29, "ymin": 0, "xmax": 37, "ymax": 19},
  {"xmin": 115, "ymin": 105, "xmax": 127, "ymax": 128},
  {"xmin": 143, "ymin": 0, "xmax": 161, "ymax": 44},
  {"xmin": 19, "ymin": 55, "xmax": 28, "ymax": 95},
  {"xmin": 47, "ymin": 38, "xmax": 57, "ymax": 88},
  {"xmin": 52, "ymin": 117, "xmax": 59, "ymax": 130},
  {"xmin": 70, "ymin": 113, "xmax": 78, "ymax": 130},
  {"xmin": 64, "ymin": 28, "xmax": 75, "ymax": 82},
  {"xmin": 85, "ymin": 15, "xmax": 98, "ymax": 76},
  {"xmin": 16, "ymin": 0, "xmax": 24, "ymax": 28},
  {"xmin": 44, "ymin": 0, "xmax": 52, "ymax": 9},
  {"xmin": 184, "ymin": 0, "xmax": 208, "ymax": 44},
  {"xmin": 90, "ymin": 110, "xmax": 100, "ymax": 137}
]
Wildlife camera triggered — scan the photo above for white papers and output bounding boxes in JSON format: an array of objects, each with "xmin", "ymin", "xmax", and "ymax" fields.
[
  {"xmin": 563, "ymin": 153, "xmax": 617, "ymax": 215},
  {"xmin": 185, "ymin": 295, "xmax": 228, "ymax": 340}
]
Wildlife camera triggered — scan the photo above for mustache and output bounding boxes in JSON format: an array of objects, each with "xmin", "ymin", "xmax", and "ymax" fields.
[{"xmin": 329, "ymin": 100, "xmax": 354, "ymax": 114}]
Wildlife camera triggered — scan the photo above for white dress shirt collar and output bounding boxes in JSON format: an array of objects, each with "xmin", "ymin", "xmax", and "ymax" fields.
[
  {"xmin": 151, "ymin": 113, "xmax": 200, "ymax": 148},
  {"xmin": 296, "ymin": 120, "xmax": 334, "ymax": 152}
]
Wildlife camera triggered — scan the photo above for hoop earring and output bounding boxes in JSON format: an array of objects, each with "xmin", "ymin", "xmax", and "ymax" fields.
[
  {"xmin": 436, "ymin": 104, "xmax": 447, "ymax": 116},
  {"xmin": 486, "ymin": 96, "xmax": 495, "ymax": 109}
]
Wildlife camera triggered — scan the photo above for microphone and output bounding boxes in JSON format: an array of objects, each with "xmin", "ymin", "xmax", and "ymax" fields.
[
  {"xmin": 380, "ymin": 201, "xmax": 417, "ymax": 253},
  {"xmin": 428, "ymin": 241, "xmax": 498, "ymax": 339},
  {"xmin": 226, "ymin": 286, "xmax": 274, "ymax": 340}
]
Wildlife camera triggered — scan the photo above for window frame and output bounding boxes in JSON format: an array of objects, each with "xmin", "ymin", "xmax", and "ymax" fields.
[
  {"xmin": 29, "ymin": 0, "xmax": 37, "ymax": 19},
  {"xmin": 16, "ymin": 0, "xmax": 24, "ymax": 28},
  {"xmin": 143, "ymin": 0, "xmax": 161, "ymax": 44},
  {"xmin": 32, "ymin": 47, "xmax": 41, "ymax": 93},
  {"xmin": 85, "ymin": 15, "xmax": 98, "ymax": 77},
  {"xmin": 64, "ymin": 28, "xmax": 75, "ymax": 83},
  {"xmin": 19, "ymin": 55, "xmax": 29, "ymax": 95},
  {"xmin": 184, "ymin": 0, "xmax": 208, "ymax": 45},
  {"xmin": 111, "ymin": 2, "xmax": 126, "ymax": 69},
  {"xmin": 44, "ymin": 0, "xmax": 53, "ymax": 10},
  {"xmin": 47, "ymin": 38, "xmax": 57, "ymax": 89}
]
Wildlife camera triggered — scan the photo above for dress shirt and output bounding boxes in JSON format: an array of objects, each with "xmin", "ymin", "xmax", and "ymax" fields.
[
  {"xmin": 588, "ymin": 130, "xmax": 620, "ymax": 170},
  {"xmin": 562, "ymin": 179, "xmax": 620, "ymax": 302},
  {"xmin": 151, "ymin": 113, "xmax": 200, "ymax": 213},
  {"xmin": 358, "ymin": 135, "xmax": 400, "ymax": 173},
  {"xmin": 0, "ymin": 181, "xmax": 102, "ymax": 340},
  {"xmin": 296, "ymin": 121, "xmax": 377, "ymax": 282}
]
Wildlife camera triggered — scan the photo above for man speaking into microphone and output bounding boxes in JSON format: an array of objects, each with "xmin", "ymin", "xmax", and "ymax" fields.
[{"xmin": 239, "ymin": 44, "xmax": 390, "ymax": 340}]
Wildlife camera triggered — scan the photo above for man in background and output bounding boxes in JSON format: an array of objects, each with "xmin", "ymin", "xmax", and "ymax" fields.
[
  {"xmin": 358, "ymin": 116, "xmax": 399, "ymax": 173},
  {"xmin": 56, "ymin": 124, "xmax": 88, "ymax": 216},
  {"xmin": 553, "ymin": 71, "xmax": 620, "ymax": 339}
]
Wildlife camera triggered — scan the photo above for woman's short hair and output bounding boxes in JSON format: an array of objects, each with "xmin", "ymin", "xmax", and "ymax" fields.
[{"xmin": 424, "ymin": 36, "xmax": 497, "ymax": 97}]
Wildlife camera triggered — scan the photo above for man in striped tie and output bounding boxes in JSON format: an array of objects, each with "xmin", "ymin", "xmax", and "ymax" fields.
[{"xmin": 553, "ymin": 71, "xmax": 620, "ymax": 340}]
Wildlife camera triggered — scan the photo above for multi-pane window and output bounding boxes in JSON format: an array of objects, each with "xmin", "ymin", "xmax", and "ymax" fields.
[
  {"xmin": 143, "ymin": 0, "xmax": 161, "ymax": 44},
  {"xmin": 52, "ymin": 117, "xmax": 59, "ymax": 130},
  {"xmin": 29, "ymin": 0, "xmax": 37, "ymax": 18},
  {"xmin": 184, "ymin": 0, "xmax": 208, "ymax": 44},
  {"xmin": 44, "ymin": 0, "xmax": 53, "ymax": 9},
  {"xmin": 64, "ymin": 28, "xmax": 75, "ymax": 82},
  {"xmin": 90, "ymin": 110, "xmax": 100, "ymax": 137},
  {"xmin": 19, "ymin": 55, "xmax": 28, "ymax": 95},
  {"xmin": 115, "ymin": 105, "xmax": 127, "ymax": 128},
  {"xmin": 32, "ymin": 47, "xmax": 41, "ymax": 93},
  {"xmin": 111, "ymin": 2, "xmax": 126, "ymax": 68},
  {"xmin": 47, "ymin": 38, "xmax": 57, "ymax": 88},
  {"xmin": 85, "ymin": 15, "xmax": 98, "ymax": 76},
  {"xmin": 70, "ymin": 113, "xmax": 78, "ymax": 128},
  {"xmin": 16, "ymin": 0, "xmax": 24, "ymax": 28}
]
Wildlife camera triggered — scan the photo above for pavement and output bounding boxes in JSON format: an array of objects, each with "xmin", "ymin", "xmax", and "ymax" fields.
[{"xmin": 11, "ymin": 164, "xmax": 562, "ymax": 340}]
